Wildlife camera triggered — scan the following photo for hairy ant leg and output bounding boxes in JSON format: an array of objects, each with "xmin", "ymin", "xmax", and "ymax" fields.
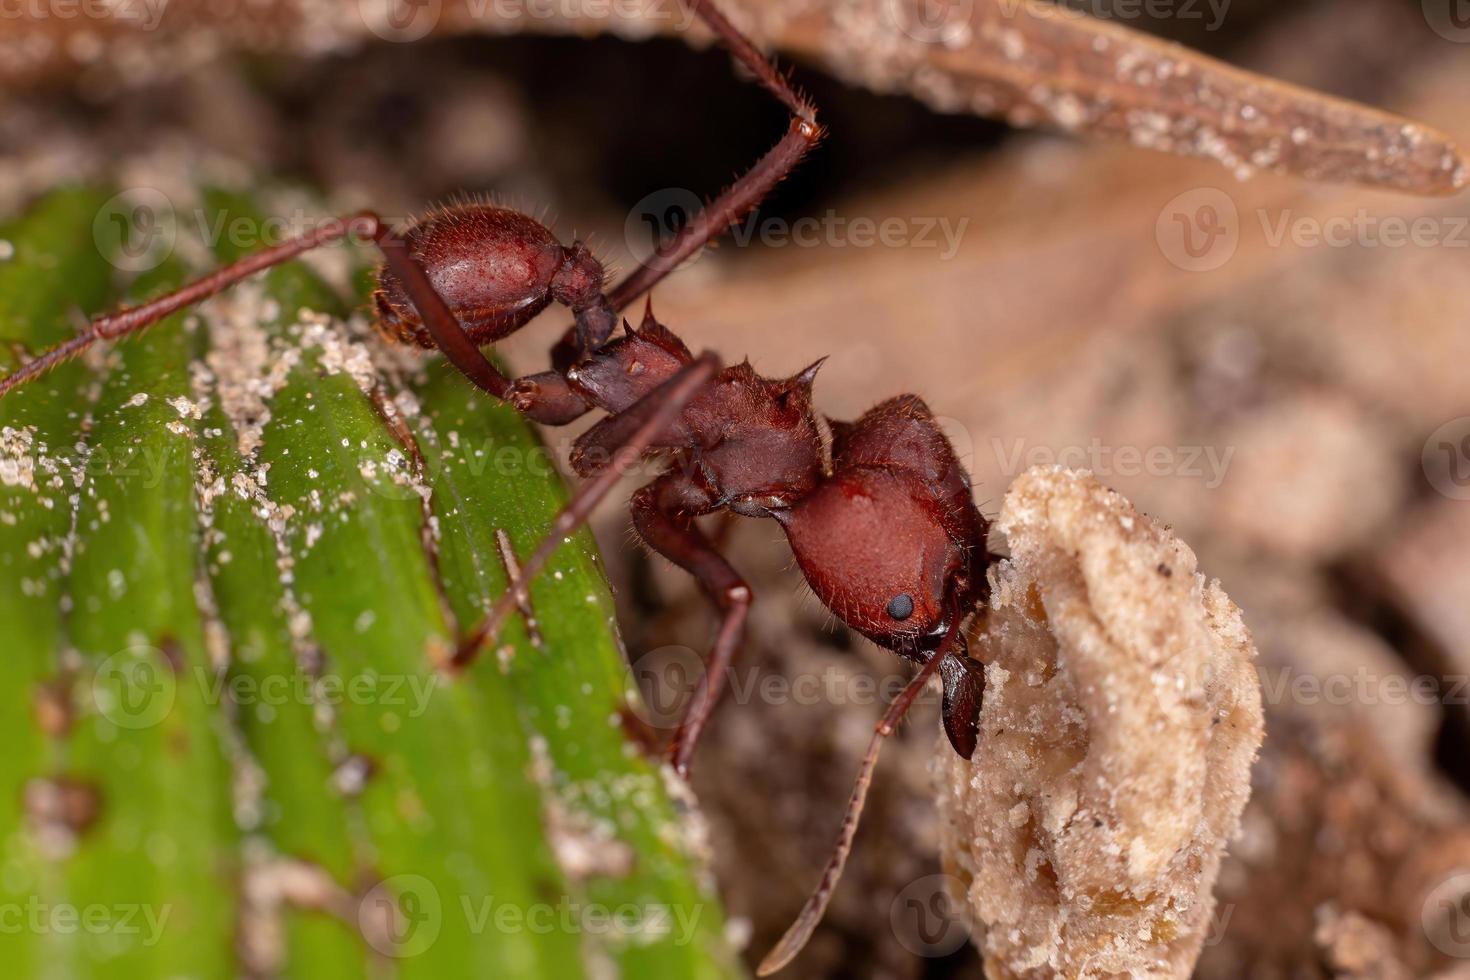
[
  {"xmin": 608, "ymin": 0, "xmax": 821, "ymax": 307},
  {"xmin": 630, "ymin": 472, "xmax": 751, "ymax": 777},
  {"xmin": 452, "ymin": 350, "xmax": 723, "ymax": 669},
  {"xmin": 0, "ymin": 0, "xmax": 821, "ymax": 410},
  {"xmin": 0, "ymin": 213, "xmax": 518, "ymax": 400},
  {"xmin": 542, "ymin": 0, "xmax": 823, "ymax": 382},
  {"xmin": 758, "ymin": 618, "xmax": 962, "ymax": 976},
  {"xmin": 0, "ymin": 214, "xmax": 366, "ymax": 398}
]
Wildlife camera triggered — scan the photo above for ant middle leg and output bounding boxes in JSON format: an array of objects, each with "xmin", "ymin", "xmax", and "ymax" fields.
[
  {"xmin": 452, "ymin": 350, "xmax": 723, "ymax": 668},
  {"xmin": 629, "ymin": 473, "xmax": 751, "ymax": 778}
]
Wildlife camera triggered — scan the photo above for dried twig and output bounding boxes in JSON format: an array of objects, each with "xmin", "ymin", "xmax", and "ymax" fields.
[{"xmin": 3, "ymin": 0, "xmax": 1462, "ymax": 195}]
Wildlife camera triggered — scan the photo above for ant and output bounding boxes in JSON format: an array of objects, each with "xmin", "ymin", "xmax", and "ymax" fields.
[{"xmin": 0, "ymin": 0, "xmax": 993, "ymax": 972}]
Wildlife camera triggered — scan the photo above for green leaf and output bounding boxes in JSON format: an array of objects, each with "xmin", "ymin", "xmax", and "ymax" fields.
[{"xmin": 0, "ymin": 187, "xmax": 737, "ymax": 979}]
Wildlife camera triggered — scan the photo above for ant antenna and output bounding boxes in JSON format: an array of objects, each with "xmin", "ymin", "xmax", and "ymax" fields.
[{"xmin": 758, "ymin": 620, "xmax": 962, "ymax": 975}]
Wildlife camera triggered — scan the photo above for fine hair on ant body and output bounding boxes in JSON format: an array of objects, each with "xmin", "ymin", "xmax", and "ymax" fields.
[{"xmin": 0, "ymin": 1, "xmax": 995, "ymax": 972}]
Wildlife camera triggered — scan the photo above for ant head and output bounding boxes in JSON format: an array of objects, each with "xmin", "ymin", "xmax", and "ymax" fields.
[
  {"xmin": 775, "ymin": 466, "xmax": 978, "ymax": 655},
  {"xmin": 775, "ymin": 395, "xmax": 990, "ymax": 656}
]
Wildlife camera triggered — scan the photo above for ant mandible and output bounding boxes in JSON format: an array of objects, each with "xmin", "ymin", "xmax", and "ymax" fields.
[{"xmin": 0, "ymin": 1, "xmax": 994, "ymax": 972}]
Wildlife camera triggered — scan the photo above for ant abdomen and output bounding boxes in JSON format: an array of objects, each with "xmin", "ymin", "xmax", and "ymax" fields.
[{"xmin": 373, "ymin": 204, "xmax": 608, "ymax": 350}]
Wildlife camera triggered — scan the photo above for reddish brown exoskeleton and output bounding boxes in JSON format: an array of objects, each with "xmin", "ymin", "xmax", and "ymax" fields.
[{"xmin": 0, "ymin": 1, "xmax": 993, "ymax": 971}]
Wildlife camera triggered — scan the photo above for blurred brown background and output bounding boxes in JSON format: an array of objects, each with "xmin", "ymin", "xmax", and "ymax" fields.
[{"xmin": 5, "ymin": 0, "xmax": 1470, "ymax": 975}]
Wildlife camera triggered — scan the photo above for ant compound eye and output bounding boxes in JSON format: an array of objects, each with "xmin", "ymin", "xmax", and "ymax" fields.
[{"xmin": 887, "ymin": 594, "xmax": 915, "ymax": 621}]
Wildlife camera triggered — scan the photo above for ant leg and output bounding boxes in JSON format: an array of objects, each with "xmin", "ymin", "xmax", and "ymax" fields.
[
  {"xmin": 758, "ymin": 621, "xmax": 963, "ymax": 977},
  {"xmin": 452, "ymin": 351, "xmax": 722, "ymax": 670},
  {"xmin": 0, "ymin": 213, "xmax": 515, "ymax": 401},
  {"xmin": 0, "ymin": 214, "xmax": 379, "ymax": 399},
  {"xmin": 630, "ymin": 474, "xmax": 750, "ymax": 777},
  {"xmin": 546, "ymin": 0, "xmax": 822, "ymax": 363},
  {"xmin": 609, "ymin": 0, "xmax": 822, "ymax": 308}
]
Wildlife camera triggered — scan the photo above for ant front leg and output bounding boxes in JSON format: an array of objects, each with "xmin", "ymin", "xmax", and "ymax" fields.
[
  {"xmin": 630, "ymin": 473, "xmax": 751, "ymax": 777},
  {"xmin": 0, "ymin": 214, "xmax": 378, "ymax": 398},
  {"xmin": 0, "ymin": 212, "xmax": 515, "ymax": 402}
]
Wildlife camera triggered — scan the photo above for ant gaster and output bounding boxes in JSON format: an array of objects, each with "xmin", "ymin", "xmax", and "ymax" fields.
[{"xmin": 0, "ymin": 1, "xmax": 994, "ymax": 972}]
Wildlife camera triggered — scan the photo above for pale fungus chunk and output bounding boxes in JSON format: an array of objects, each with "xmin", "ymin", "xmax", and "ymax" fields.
[{"xmin": 935, "ymin": 466, "xmax": 1263, "ymax": 979}]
